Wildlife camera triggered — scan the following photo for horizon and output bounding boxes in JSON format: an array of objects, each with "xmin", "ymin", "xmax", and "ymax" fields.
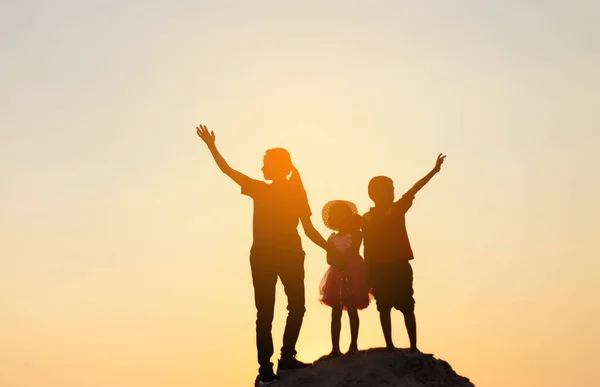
[{"xmin": 2, "ymin": 1, "xmax": 599, "ymax": 386}]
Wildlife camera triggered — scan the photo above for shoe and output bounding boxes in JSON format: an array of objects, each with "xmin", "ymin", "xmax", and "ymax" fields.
[
  {"xmin": 324, "ymin": 350, "xmax": 343, "ymax": 359},
  {"xmin": 277, "ymin": 356, "xmax": 312, "ymax": 373},
  {"xmin": 255, "ymin": 369, "xmax": 279, "ymax": 386}
]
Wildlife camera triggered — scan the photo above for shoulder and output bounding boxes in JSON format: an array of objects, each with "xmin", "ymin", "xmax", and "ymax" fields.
[
  {"xmin": 247, "ymin": 178, "xmax": 271, "ymax": 191},
  {"xmin": 394, "ymin": 194, "xmax": 415, "ymax": 212},
  {"xmin": 398, "ymin": 192, "xmax": 415, "ymax": 203},
  {"xmin": 240, "ymin": 178, "xmax": 269, "ymax": 198},
  {"xmin": 253, "ymin": 180, "xmax": 270, "ymax": 189},
  {"xmin": 362, "ymin": 210, "xmax": 377, "ymax": 228}
]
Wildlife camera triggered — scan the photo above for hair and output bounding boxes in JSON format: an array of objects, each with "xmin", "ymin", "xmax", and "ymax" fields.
[
  {"xmin": 265, "ymin": 148, "xmax": 306, "ymax": 192},
  {"xmin": 321, "ymin": 200, "xmax": 359, "ymax": 231},
  {"xmin": 368, "ymin": 175, "xmax": 393, "ymax": 201},
  {"xmin": 265, "ymin": 148, "xmax": 292, "ymax": 172},
  {"xmin": 328, "ymin": 202, "xmax": 354, "ymax": 230}
]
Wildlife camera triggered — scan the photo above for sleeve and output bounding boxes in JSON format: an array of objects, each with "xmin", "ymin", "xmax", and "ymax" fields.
[
  {"xmin": 395, "ymin": 192, "xmax": 415, "ymax": 214},
  {"xmin": 240, "ymin": 177, "xmax": 267, "ymax": 198}
]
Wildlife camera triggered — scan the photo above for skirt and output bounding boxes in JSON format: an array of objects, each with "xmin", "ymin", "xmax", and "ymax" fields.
[{"xmin": 319, "ymin": 255, "xmax": 371, "ymax": 310}]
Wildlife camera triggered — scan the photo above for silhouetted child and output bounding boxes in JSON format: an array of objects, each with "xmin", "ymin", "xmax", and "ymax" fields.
[
  {"xmin": 319, "ymin": 200, "xmax": 371, "ymax": 358},
  {"xmin": 362, "ymin": 154, "xmax": 446, "ymax": 352}
]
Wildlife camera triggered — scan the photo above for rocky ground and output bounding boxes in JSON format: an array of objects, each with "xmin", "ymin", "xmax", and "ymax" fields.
[{"xmin": 273, "ymin": 348, "xmax": 474, "ymax": 387}]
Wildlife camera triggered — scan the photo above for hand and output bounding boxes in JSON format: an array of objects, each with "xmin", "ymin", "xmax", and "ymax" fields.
[
  {"xmin": 196, "ymin": 124, "xmax": 216, "ymax": 147},
  {"xmin": 433, "ymin": 153, "xmax": 446, "ymax": 173}
]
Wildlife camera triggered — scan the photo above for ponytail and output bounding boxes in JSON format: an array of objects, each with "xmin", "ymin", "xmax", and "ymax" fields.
[{"xmin": 289, "ymin": 165, "xmax": 307, "ymax": 194}]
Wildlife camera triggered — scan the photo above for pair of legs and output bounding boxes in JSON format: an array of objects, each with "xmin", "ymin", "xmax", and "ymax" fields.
[
  {"xmin": 250, "ymin": 248, "xmax": 306, "ymax": 375},
  {"xmin": 329, "ymin": 305, "xmax": 359, "ymax": 356},
  {"xmin": 373, "ymin": 260, "xmax": 419, "ymax": 352},
  {"xmin": 379, "ymin": 307, "xmax": 417, "ymax": 351}
]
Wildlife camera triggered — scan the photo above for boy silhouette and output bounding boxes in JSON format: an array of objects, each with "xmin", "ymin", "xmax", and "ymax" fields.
[
  {"xmin": 362, "ymin": 154, "xmax": 446, "ymax": 352},
  {"xmin": 196, "ymin": 125, "xmax": 328, "ymax": 386}
]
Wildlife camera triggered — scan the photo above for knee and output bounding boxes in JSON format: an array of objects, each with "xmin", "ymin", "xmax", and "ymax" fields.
[
  {"xmin": 257, "ymin": 309, "xmax": 274, "ymax": 325},
  {"xmin": 288, "ymin": 303, "xmax": 306, "ymax": 317}
]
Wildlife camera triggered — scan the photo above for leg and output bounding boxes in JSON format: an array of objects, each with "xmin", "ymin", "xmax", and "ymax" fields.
[
  {"xmin": 372, "ymin": 262, "xmax": 395, "ymax": 350},
  {"xmin": 250, "ymin": 251, "xmax": 278, "ymax": 374},
  {"xmin": 278, "ymin": 254, "xmax": 306, "ymax": 360},
  {"xmin": 403, "ymin": 310, "xmax": 418, "ymax": 352},
  {"xmin": 330, "ymin": 306, "xmax": 343, "ymax": 356},
  {"xmin": 378, "ymin": 306, "xmax": 395, "ymax": 350},
  {"xmin": 347, "ymin": 306, "xmax": 359, "ymax": 352},
  {"xmin": 397, "ymin": 261, "xmax": 418, "ymax": 352}
]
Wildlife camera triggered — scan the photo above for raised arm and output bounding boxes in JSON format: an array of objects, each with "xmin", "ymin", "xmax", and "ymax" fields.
[
  {"xmin": 403, "ymin": 153, "xmax": 446, "ymax": 198},
  {"xmin": 196, "ymin": 124, "xmax": 249, "ymax": 186},
  {"xmin": 300, "ymin": 216, "xmax": 328, "ymax": 250}
]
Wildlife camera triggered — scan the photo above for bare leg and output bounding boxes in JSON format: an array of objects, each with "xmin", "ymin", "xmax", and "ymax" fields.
[
  {"xmin": 347, "ymin": 306, "xmax": 359, "ymax": 352},
  {"xmin": 403, "ymin": 310, "xmax": 418, "ymax": 352},
  {"xmin": 329, "ymin": 306, "xmax": 343, "ymax": 356},
  {"xmin": 379, "ymin": 307, "xmax": 395, "ymax": 350}
]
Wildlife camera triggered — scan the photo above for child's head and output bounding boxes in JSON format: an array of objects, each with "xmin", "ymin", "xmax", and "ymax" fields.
[
  {"xmin": 322, "ymin": 200, "xmax": 358, "ymax": 232},
  {"xmin": 368, "ymin": 176, "xmax": 395, "ymax": 206},
  {"xmin": 262, "ymin": 148, "xmax": 293, "ymax": 181}
]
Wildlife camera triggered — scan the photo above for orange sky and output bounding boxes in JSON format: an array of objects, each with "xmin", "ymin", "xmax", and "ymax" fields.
[{"xmin": 2, "ymin": 1, "xmax": 599, "ymax": 386}]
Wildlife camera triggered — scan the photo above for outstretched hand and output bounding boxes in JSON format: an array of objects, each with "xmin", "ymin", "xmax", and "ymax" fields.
[
  {"xmin": 196, "ymin": 124, "xmax": 216, "ymax": 147},
  {"xmin": 433, "ymin": 153, "xmax": 446, "ymax": 173}
]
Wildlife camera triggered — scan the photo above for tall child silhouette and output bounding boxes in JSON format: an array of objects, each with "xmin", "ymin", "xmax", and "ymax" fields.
[
  {"xmin": 362, "ymin": 154, "xmax": 446, "ymax": 352},
  {"xmin": 196, "ymin": 125, "xmax": 328, "ymax": 385}
]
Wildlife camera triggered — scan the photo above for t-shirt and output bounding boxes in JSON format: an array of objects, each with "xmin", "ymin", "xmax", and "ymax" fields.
[
  {"xmin": 241, "ymin": 177, "xmax": 312, "ymax": 253},
  {"xmin": 362, "ymin": 194, "xmax": 415, "ymax": 263}
]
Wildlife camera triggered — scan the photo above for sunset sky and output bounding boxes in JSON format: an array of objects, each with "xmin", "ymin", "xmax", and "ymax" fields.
[{"xmin": 2, "ymin": 1, "xmax": 599, "ymax": 386}]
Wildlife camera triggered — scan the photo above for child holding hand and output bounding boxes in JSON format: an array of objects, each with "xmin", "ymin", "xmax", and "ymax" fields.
[{"xmin": 319, "ymin": 200, "xmax": 371, "ymax": 357}]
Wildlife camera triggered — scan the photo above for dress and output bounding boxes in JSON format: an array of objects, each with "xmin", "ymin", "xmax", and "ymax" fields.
[{"xmin": 319, "ymin": 232, "xmax": 371, "ymax": 310}]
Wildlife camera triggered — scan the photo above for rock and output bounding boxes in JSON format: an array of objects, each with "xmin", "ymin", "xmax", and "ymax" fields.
[{"xmin": 275, "ymin": 348, "xmax": 474, "ymax": 387}]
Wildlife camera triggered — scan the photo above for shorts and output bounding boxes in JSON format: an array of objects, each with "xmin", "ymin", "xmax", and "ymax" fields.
[{"xmin": 371, "ymin": 260, "xmax": 415, "ymax": 313}]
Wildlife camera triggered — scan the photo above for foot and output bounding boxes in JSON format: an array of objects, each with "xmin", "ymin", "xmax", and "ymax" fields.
[
  {"xmin": 385, "ymin": 344, "xmax": 397, "ymax": 352},
  {"xmin": 346, "ymin": 344, "xmax": 359, "ymax": 354},
  {"xmin": 255, "ymin": 369, "xmax": 279, "ymax": 386},
  {"xmin": 277, "ymin": 356, "xmax": 312, "ymax": 373},
  {"xmin": 409, "ymin": 347, "xmax": 421, "ymax": 354},
  {"xmin": 324, "ymin": 349, "xmax": 343, "ymax": 359}
]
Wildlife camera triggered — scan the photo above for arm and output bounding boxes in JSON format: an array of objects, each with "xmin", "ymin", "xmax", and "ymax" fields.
[
  {"xmin": 300, "ymin": 216, "xmax": 328, "ymax": 250},
  {"xmin": 196, "ymin": 124, "xmax": 249, "ymax": 186},
  {"xmin": 403, "ymin": 153, "xmax": 446, "ymax": 198}
]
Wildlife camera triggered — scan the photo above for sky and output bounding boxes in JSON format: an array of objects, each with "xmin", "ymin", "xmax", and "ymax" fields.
[{"xmin": 1, "ymin": 1, "xmax": 599, "ymax": 386}]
